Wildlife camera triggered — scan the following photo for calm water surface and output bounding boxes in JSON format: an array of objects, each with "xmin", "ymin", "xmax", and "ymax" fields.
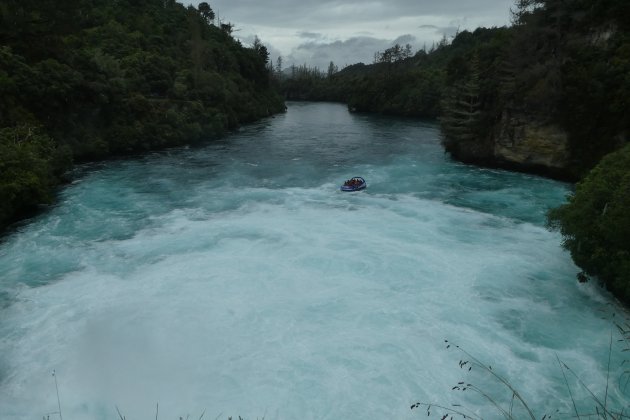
[{"xmin": 0, "ymin": 102, "xmax": 627, "ymax": 419}]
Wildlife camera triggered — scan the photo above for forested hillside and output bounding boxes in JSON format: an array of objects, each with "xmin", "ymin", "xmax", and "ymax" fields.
[
  {"xmin": 0, "ymin": 0, "xmax": 284, "ymax": 230},
  {"xmin": 441, "ymin": 0, "xmax": 629, "ymax": 178}
]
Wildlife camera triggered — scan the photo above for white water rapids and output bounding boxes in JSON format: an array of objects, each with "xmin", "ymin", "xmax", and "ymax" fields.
[{"xmin": 0, "ymin": 102, "xmax": 627, "ymax": 419}]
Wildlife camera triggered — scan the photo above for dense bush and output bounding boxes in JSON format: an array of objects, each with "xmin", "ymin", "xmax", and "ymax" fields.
[
  {"xmin": 548, "ymin": 144, "xmax": 630, "ymax": 302},
  {"xmin": 0, "ymin": 0, "xmax": 284, "ymax": 230},
  {"xmin": 0, "ymin": 126, "xmax": 71, "ymax": 227}
]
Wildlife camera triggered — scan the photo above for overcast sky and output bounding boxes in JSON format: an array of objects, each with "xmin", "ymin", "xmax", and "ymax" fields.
[{"xmin": 185, "ymin": 0, "xmax": 515, "ymax": 70}]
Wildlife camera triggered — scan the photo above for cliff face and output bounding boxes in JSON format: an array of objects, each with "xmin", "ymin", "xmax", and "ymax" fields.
[
  {"xmin": 493, "ymin": 109, "xmax": 571, "ymax": 178},
  {"xmin": 445, "ymin": 109, "xmax": 573, "ymax": 181}
]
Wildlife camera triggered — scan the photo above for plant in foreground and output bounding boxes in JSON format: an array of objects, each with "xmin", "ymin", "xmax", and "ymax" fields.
[{"xmin": 412, "ymin": 334, "xmax": 630, "ymax": 419}]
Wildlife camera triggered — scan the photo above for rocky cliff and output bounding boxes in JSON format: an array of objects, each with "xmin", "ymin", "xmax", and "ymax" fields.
[
  {"xmin": 446, "ymin": 109, "xmax": 574, "ymax": 181},
  {"xmin": 493, "ymin": 109, "xmax": 572, "ymax": 178}
]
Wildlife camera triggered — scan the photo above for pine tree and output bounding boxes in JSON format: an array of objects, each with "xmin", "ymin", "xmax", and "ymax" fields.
[
  {"xmin": 327, "ymin": 61, "xmax": 338, "ymax": 79},
  {"xmin": 197, "ymin": 2, "xmax": 215, "ymax": 24},
  {"xmin": 440, "ymin": 53, "xmax": 482, "ymax": 149},
  {"xmin": 275, "ymin": 56, "xmax": 283, "ymax": 77}
]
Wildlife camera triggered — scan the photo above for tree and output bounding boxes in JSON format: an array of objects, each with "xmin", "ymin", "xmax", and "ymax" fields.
[
  {"xmin": 403, "ymin": 43, "xmax": 413, "ymax": 59},
  {"xmin": 220, "ymin": 22, "xmax": 234, "ymax": 34},
  {"xmin": 373, "ymin": 43, "xmax": 413, "ymax": 64},
  {"xmin": 548, "ymin": 144, "xmax": 630, "ymax": 303},
  {"xmin": 510, "ymin": 0, "xmax": 544, "ymax": 25},
  {"xmin": 440, "ymin": 53, "xmax": 482, "ymax": 149},
  {"xmin": 275, "ymin": 56, "xmax": 283, "ymax": 76},
  {"xmin": 198, "ymin": 2, "xmax": 215, "ymax": 24},
  {"xmin": 252, "ymin": 36, "xmax": 269, "ymax": 64},
  {"xmin": 0, "ymin": 125, "xmax": 71, "ymax": 226},
  {"xmin": 327, "ymin": 61, "xmax": 338, "ymax": 79}
]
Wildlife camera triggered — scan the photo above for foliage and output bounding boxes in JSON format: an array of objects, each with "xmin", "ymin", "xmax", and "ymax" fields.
[
  {"xmin": 0, "ymin": 0, "xmax": 284, "ymax": 231},
  {"xmin": 0, "ymin": 125, "xmax": 71, "ymax": 228},
  {"xmin": 373, "ymin": 43, "xmax": 413, "ymax": 64},
  {"xmin": 505, "ymin": 0, "xmax": 630, "ymax": 177},
  {"xmin": 548, "ymin": 144, "xmax": 630, "ymax": 303},
  {"xmin": 440, "ymin": 53, "xmax": 483, "ymax": 152},
  {"xmin": 413, "ymin": 336, "xmax": 630, "ymax": 419},
  {"xmin": 412, "ymin": 340, "xmax": 536, "ymax": 419}
]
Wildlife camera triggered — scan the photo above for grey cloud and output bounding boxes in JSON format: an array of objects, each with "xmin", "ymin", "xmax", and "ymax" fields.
[
  {"xmin": 418, "ymin": 23, "xmax": 462, "ymax": 37},
  {"xmin": 237, "ymin": 34, "xmax": 282, "ymax": 59},
  {"xmin": 297, "ymin": 31, "xmax": 324, "ymax": 39},
  {"xmin": 441, "ymin": 26, "xmax": 461, "ymax": 37},
  {"xmin": 286, "ymin": 35, "xmax": 417, "ymax": 70},
  {"xmin": 185, "ymin": 0, "xmax": 514, "ymax": 68},
  {"xmin": 190, "ymin": 0, "xmax": 513, "ymax": 28},
  {"xmin": 238, "ymin": 34, "xmax": 257, "ymax": 46},
  {"xmin": 393, "ymin": 34, "xmax": 415, "ymax": 45}
]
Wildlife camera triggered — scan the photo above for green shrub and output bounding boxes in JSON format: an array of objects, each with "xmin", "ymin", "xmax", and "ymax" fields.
[
  {"xmin": 0, "ymin": 125, "xmax": 71, "ymax": 227},
  {"xmin": 548, "ymin": 144, "xmax": 630, "ymax": 302}
]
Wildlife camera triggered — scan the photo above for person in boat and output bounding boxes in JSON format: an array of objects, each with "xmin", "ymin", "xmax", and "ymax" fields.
[{"xmin": 343, "ymin": 177, "xmax": 364, "ymax": 188}]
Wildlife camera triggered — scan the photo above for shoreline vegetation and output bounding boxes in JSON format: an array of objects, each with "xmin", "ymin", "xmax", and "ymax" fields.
[{"xmin": 0, "ymin": 0, "xmax": 284, "ymax": 233}]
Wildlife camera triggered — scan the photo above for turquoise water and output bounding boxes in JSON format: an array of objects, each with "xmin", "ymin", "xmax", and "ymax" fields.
[{"xmin": 0, "ymin": 102, "xmax": 627, "ymax": 419}]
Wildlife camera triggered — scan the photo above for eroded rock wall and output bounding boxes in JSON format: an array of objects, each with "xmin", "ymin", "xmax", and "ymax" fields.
[
  {"xmin": 445, "ymin": 109, "xmax": 574, "ymax": 180},
  {"xmin": 494, "ymin": 109, "xmax": 570, "ymax": 171}
]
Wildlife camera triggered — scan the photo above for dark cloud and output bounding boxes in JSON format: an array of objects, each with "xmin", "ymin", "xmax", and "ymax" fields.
[
  {"xmin": 198, "ymin": 0, "xmax": 513, "ymax": 27},
  {"xmin": 287, "ymin": 35, "xmax": 418, "ymax": 70},
  {"xmin": 184, "ymin": 0, "xmax": 514, "ymax": 68},
  {"xmin": 297, "ymin": 31, "xmax": 324, "ymax": 39}
]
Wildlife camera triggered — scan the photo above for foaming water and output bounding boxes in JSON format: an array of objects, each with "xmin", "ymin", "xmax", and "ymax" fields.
[{"xmin": 0, "ymin": 102, "xmax": 627, "ymax": 419}]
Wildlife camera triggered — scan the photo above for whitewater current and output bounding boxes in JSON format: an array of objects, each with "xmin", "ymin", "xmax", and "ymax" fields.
[{"xmin": 0, "ymin": 102, "xmax": 627, "ymax": 419}]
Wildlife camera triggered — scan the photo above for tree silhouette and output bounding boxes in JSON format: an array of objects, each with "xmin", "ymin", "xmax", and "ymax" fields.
[{"xmin": 198, "ymin": 2, "xmax": 215, "ymax": 24}]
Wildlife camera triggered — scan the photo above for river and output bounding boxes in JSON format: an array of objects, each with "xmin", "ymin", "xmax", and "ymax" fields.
[{"xmin": 0, "ymin": 102, "xmax": 627, "ymax": 419}]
